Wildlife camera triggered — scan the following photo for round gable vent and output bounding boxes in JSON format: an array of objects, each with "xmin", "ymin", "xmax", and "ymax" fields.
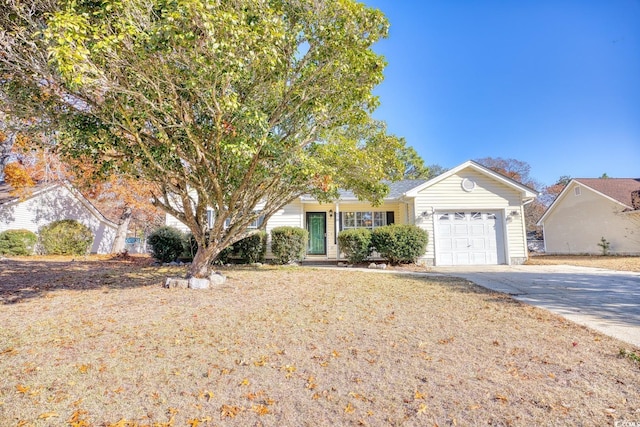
[{"xmin": 461, "ymin": 178, "xmax": 476, "ymax": 192}]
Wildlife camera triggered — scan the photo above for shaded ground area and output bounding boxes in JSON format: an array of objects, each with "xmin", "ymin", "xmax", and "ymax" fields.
[
  {"xmin": 527, "ymin": 255, "xmax": 640, "ymax": 272},
  {"xmin": 1, "ymin": 257, "xmax": 639, "ymax": 426}
]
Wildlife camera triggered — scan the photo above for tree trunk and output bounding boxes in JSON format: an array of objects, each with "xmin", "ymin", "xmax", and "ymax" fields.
[
  {"xmin": 111, "ymin": 206, "xmax": 132, "ymax": 253},
  {"xmin": 188, "ymin": 244, "xmax": 218, "ymax": 278}
]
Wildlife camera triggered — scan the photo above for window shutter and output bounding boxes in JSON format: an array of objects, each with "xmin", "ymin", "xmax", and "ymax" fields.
[{"xmin": 386, "ymin": 211, "xmax": 395, "ymax": 225}]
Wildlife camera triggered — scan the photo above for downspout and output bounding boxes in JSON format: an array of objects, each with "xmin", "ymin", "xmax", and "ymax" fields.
[{"xmin": 335, "ymin": 202, "xmax": 340, "ymax": 260}]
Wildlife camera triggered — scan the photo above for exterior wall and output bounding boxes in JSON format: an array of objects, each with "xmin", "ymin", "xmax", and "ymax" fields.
[
  {"xmin": 166, "ymin": 213, "xmax": 190, "ymax": 233},
  {"xmin": 300, "ymin": 201, "xmax": 404, "ymax": 260},
  {"xmin": 0, "ymin": 186, "xmax": 117, "ymax": 254},
  {"xmin": 413, "ymin": 169, "xmax": 528, "ymax": 265},
  {"xmin": 543, "ymin": 183, "xmax": 640, "ymax": 255}
]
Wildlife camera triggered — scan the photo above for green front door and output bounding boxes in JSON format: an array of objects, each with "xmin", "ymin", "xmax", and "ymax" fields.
[{"xmin": 306, "ymin": 212, "xmax": 326, "ymax": 255}]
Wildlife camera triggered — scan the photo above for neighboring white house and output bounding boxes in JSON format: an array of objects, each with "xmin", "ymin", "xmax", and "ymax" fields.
[
  {"xmin": 0, "ymin": 182, "xmax": 118, "ymax": 254},
  {"xmin": 166, "ymin": 160, "xmax": 539, "ymax": 266},
  {"xmin": 537, "ymin": 178, "xmax": 640, "ymax": 255}
]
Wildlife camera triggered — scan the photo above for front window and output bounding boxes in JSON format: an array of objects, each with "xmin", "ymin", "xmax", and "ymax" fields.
[{"xmin": 342, "ymin": 211, "xmax": 387, "ymax": 230}]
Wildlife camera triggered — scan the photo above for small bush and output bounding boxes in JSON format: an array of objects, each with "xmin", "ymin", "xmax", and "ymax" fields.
[
  {"xmin": 338, "ymin": 228, "xmax": 372, "ymax": 264},
  {"xmin": 39, "ymin": 220, "xmax": 94, "ymax": 255},
  {"xmin": 234, "ymin": 231, "xmax": 267, "ymax": 264},
  {"xmin": 271, "ymin": 226, "xmax": 308, "ymax": 264},
  {"xmin": 371, "ymin": 224, "xmax": 428, "ymax": 264},
  {"xmin": 0, "ymin": 229, "xmax": 37, "ymax": 256},
  {"xmin": 147, "ymin": 226, "xmax": 185, "ymax": 263}
]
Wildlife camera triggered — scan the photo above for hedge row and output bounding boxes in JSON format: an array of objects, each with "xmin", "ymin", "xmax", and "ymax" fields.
[
  {"xmin": 338, "ymin": 224, "xmax": 428, "ymax": 264},
  {"xmin": 148, "ymin": 223, "xmax": 427, "ymax": 265},
  {"xmin": 0, "ymin": 220, "xmax": 94, "ymax": 256}
]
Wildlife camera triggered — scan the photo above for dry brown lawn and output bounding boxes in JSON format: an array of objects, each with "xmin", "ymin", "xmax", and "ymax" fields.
[
  {"xmin": 527, "ymin": 255, "xmax": 640, "ymax": 272},
  {"xmin": 1, "ymin": 256, "xmax": 639, "ymax": 426}
]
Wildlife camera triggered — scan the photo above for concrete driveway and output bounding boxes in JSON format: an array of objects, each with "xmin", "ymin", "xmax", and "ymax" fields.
[{"xmin": 431, "ymin": 264, "xmax": 640, "ymax": 348}]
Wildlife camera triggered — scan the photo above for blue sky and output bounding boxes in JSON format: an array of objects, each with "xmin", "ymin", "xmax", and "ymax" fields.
[{"xmin": 363, "ymin": 1, "xmax": 640, "ymax": 186}]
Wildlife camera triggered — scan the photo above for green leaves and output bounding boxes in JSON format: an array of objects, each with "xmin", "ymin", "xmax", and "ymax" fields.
[{"xmin": 1, "ymin": 0, "xmax": 408, "ymax": 274}]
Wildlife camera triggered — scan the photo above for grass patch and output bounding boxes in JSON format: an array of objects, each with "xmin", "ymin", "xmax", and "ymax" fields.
[
  {"xmin": 1, "ymin": 256, "xmax": 639, "ymax": 425},
  {"xmin": 527, "ymin": 255, "xmax": 640, "ymax": 272}
]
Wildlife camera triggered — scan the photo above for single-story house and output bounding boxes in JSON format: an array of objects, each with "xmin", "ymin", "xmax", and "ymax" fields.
[
  {"xmin": 537, "ymin": 178, "xmax": 640, "ymax": 255},
  {"xmin": 0, "ymin": 181, "xmax": 118, "ymax": 254},
  {"xmin": 167, "ymin": 160, "xmax": 538, "ymax": 266}
]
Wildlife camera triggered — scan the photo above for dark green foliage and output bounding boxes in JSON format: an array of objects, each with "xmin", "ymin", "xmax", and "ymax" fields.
[
  {"xmin": 338, "ymin": 228, "xmax": 372, "ymax": 264},
  {"xmin": 371, "ymin": 224, "xmax": 428, "ymax": 264},
  {"xmin": 184, "ymin": 231, "xmax": 266, "ymax": 264},
  {"xmin": 271, "ymin": 226, "xmax": 308, "ymax": 264},
  {"xmin": 0, "ymin": 229, "xmax": 37, "ymax": 255},
  {"xmin": 147, "ymin": 226, "xmax": 185, "ymax": 263},
  {"xmin": 233, "ymin": 231, "xmax": 267, "ymax": 264},
  {"xmin": 39, "ymin": 220, "xmax": 94, "ymax": 255}
]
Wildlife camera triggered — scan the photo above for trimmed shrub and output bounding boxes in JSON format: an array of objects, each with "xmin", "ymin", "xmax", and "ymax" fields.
[
  {"xmin": 234, "ymin": 231, "xmax": 267, "ymax": 264},
  {"xmin": 147, "ymin": 226, "xmax": 185, "ymax": 263},
  {"xmin": 271, "ymin": 226, "xmax": 308, "ymax": 264},
  {"xmin": 338, "ymin": 228, "xmax": 372, "ymax": 264},
  {"xmin": 0, "ymin": 229, "xmax": 37, "ymax": 256},
  {"xmin": 184, "ymin": 231, "xmax": 266, "ymax": 264},
  {"xmin": 371, "ymin": 224, "xmax": 428, "ymax": 264},
  {"xmin": 39, "ymin": 220, "xmax": 94, "ymax": 255}
]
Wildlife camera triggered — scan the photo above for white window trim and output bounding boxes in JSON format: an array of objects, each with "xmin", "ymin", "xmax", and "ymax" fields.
[{"xmin": 342, "ymin": 211, "xmax": 387, "ymax": 230}]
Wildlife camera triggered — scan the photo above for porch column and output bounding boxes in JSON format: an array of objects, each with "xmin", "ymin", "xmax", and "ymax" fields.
[{"xmin": 335, "ymin": 202, "xmax": 340, "ymax": 260}]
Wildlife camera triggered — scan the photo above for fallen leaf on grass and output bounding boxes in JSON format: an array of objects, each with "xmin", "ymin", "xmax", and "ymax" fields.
[
  {"xmin": 251, "ymin": 404, "xmax": 270, "ymax": 415},
  {"xmin": 68, "ymin": 409, "xmax": 90, "ymax": 427},
  {"xmin": 38, "ymin": 411, "xmax": 59, "ymax": 419},
  {"xmin": 495, "ymin": 394, "xmax": 509, "ymax": 403},
  {"xmin": 415, "ymin": 390, "xmax": 425, "ymax": 400},
  {"xmin": 16, "ymin": 384, "xmax": 30, "ymax": 394},
  {"xmin": 188, "ymin": 418, "xmax": 212, "ymax": 427},
  {"xmin": 221, "ymin": 404, "xmax": 242, "ymax": 419},
  {"xmin": 438, "ymin": 337, "xmax": 455, "ymax": 345},
  {"xmin": 198, "ymin": 390, "xmax": 215, "ymax": 401},
  {"xmin": 1, "ymin": 347, "xmax": 17, "ymax": 356}
]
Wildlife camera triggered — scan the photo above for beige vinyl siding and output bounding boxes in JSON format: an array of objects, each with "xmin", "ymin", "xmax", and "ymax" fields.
[
  {"xmin": 543, "ymin": 183, "xmax": 640, "ymax": 255},
  {"xmin": 414, "ymin": 170, "xmax": 527, "ymax": 265},
  {"xmin": 0, "ymin": 185, "xmax": 117, "ymax": 254},
  {"xmin": 165, "ymin": 214, "xmax": 190, "ymax": 233}
]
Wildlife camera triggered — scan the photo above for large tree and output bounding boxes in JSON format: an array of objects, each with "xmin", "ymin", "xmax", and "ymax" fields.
[{"xmin": 1, "ymin": 0, "xmax": 407, "ymax": 277}]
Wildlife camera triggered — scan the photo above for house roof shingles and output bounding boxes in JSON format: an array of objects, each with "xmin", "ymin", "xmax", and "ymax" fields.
[
  {"xmin": 575, "ymin": 178, "xmax": 640, "ymax": 208},
  {"xmin": 300, "ymin": 179, "xmax": 428, "ymax": 202}
]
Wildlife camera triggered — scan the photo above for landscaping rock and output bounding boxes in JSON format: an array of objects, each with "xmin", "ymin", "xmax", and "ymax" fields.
[
  {"xmin": 209, "ymin": 272, "xmax": 227, "ymax": 286},
  {"xmin": 164, "ymin": 278, "xmax": 189, "ymax": 289},
  {"xmin": 188, "ymin": 277, "xmax": 211, "ymax": 289},
  {"xmin": 368, "ymin": 263, "xmax": 387, "ymax": 270}
]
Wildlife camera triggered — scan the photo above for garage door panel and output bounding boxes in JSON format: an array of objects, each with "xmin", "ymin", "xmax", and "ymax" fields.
[
  {"xmin": 470, "ymin": 224, "xmax": 486, "ymax": 235},
  {"xmin": 436, "ymin": 211, "xmax": 503, "ymax": 266},
  {"xmin": 453, "ymin": 224, "xmax": 469, "ymax": 235}
]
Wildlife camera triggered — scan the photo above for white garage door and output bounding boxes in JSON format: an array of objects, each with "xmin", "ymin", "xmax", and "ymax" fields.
[{"xmin": 436, "ymin": 211, "xmax": 503, "ymax": 265}]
